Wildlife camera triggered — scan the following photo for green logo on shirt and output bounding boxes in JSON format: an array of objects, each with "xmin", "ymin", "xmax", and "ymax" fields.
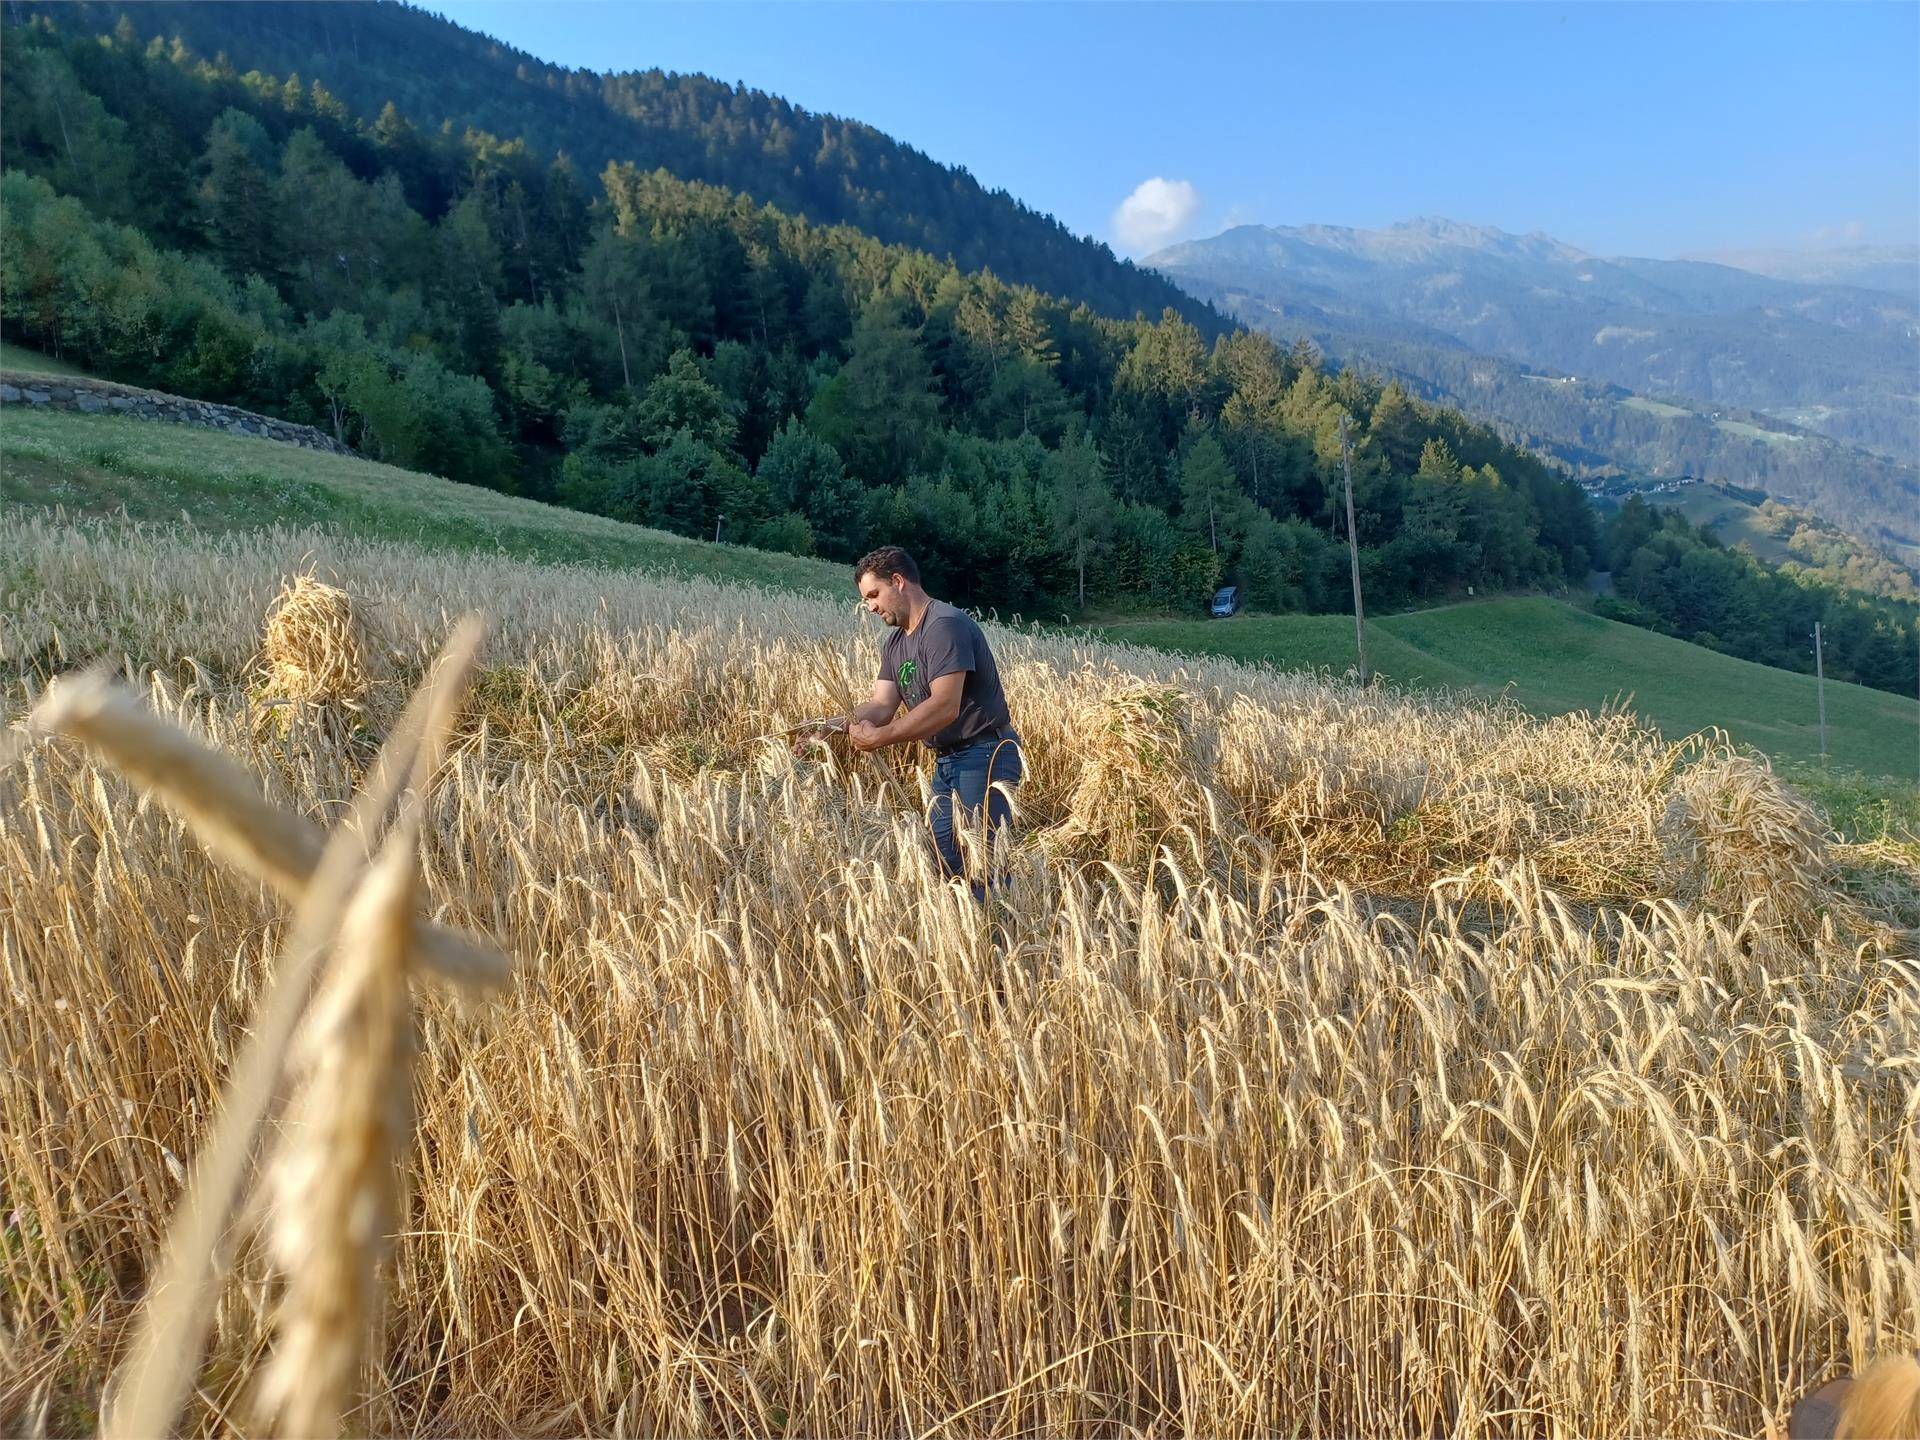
[{"xmin": 897, "ymin": 659, "xmax": 917, "ymax": 693}]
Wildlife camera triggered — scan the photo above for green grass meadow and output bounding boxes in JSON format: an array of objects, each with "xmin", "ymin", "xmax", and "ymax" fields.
[
  {"xmin": 1617, "ymin": 395, "xmax": 1691, "ymax": 421},
  {"xmin": 1655, "ymin": 486, "xmax": 1793, "ymax": 564},
  {"xmin": 0, "ymin": 406, "xmax": 845, "ymax": 595},
  {"xmin": 1615, "ymin": 393, "xmax": 1803, "ymax": 449},
  {"xmin": 1106, "ymin": 599, "xmax": 1920, "ymax": 782},
  {"xmin": 0, "ymin": 339, "xmax": 93, "ymax": 378}
]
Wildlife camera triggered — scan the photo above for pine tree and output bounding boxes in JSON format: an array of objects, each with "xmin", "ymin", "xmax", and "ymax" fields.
[
  {"xmin": 1006, "ymin": 287, "xmax": 1058, "ymax": 366},
  {"xmin": 537, "ymin": 157, "xmax": 589, "ymax": 284},
  {"xmin": 436, "ymin": 193, "xmax": 504, "ymax": 382},
  {"xmin": 1367, "ymin": 383, "xmax": 1427, "ymax": 478},
  {"xmin": 1177, "ymin": 430, "xmax": 1240, "ymax": 555},
  {"xmin": 1217, "ymin": 334, "xmax": 1288, "ymax": 506},
  {"xmin": 199, "ymin": 108, "xmax": 280, "ymax": 279},
  {"xmin": 637, "ymin": 349, "xmax": 739, "ymax": 454},
  {"xmin": 1117, "ymin": 306, "xmax": 1207, "ymax": 413},
  {"xmin": 828, "ymin": 295, "xmax": 941, "ymax": 480},
  {"xmin": 579, "ymin": 231, "xmax": 657, "ymax": 390},
  {"xmin": 757, "ymin": 418, "xmax": 865, "ymax": 558},
  {"xmin": 1047, "ymin": 429, "xmax": 1116, "ymax": 607}
]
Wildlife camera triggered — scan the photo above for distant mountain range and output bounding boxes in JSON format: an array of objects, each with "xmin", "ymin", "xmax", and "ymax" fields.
[
  {"xmin": 1148, "ymin": 219, "xmax": 1919, "ymax": 562},
  {"xmin": 1685, "ymin": 244, "xmax": 1919, "ymax": 303}
]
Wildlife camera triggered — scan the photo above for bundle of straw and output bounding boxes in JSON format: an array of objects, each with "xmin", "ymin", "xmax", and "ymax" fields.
[
  {"xmin": 261, "ymin": 574, "xmax": 373, "ymax": 708},
  {"xmin": 1660, "ymin": 751, "xmax": 1838, "ymax": 945},
  {"xmin": 1040, "ymin": 684, "xmax": 1228, "ymax": 871}
]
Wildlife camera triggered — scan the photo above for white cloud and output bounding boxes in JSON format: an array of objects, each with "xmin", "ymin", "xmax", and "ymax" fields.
[
  {"xmin": 1111, "ymin": 177, "xmax": 1202, "ymax": 252},
  {"xmin": 1807, "ymin": 220, "xmax": 1867, "ymax": 245}
]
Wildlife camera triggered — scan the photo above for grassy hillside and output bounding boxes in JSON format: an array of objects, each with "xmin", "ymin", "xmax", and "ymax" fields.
[
  {"xmin": 1653, "ymin": 484, "xmax": 1795, "ymax": 562},
  {"xmin": 0, "ymin": 407, "xmax": 845, "ymax": 595},
  {"xmin": 1105, "ymin": 598, "xmax": 1920, "ymax": 781},
  {"xmin": 1645, "ymin": 486, "xmax": 1920, "ymax": 602},
  {"xmin": 0, "ymin": 339, "xmax": 92, "ymax": 377}
]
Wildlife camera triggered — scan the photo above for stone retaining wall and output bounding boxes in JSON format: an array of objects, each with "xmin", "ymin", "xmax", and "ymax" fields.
[{"xmin": 0, "ymin": 371, "xmax": 359, "ymax": 458}]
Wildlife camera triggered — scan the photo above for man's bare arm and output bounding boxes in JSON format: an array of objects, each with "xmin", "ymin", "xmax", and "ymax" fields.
[
  {"xmin": 788, "ymin": 684, "xmax": 896, "ymax": 752},
  {"xmin": 849, "ymin": 680, "xmax": 901, "ymax": 728},
  {"xmin": 851, "ymin": 672, "xmax": 963, "ymax": 751}
]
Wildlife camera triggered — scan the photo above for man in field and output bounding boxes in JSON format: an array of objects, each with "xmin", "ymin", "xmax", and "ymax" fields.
[{"xmin": 832, "ymin": 545, "xmax": 1023, "ymax": 898}]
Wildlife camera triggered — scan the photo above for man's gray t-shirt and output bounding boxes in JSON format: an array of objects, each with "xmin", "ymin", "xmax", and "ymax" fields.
[{"xmin": 880, "ymin": 600, "xmax": 1014, "ymax": 752}]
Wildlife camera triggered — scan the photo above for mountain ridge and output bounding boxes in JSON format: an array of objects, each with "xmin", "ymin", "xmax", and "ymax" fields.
[
  {"xmin": 1681, "ymin": 242, "xmax": 1920, "ymax": 301},
  {"xmin": 1149, "ymin": 217, "xmax": 1920, "ymax": 559},
  {"xmin": 19, "ymin": 0, "xmax": 1224, "ymax": 337}
]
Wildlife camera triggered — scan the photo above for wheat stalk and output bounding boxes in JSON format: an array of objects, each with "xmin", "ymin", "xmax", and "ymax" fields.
[{"xmin": 55, "ymin": 620, "xmax": 506, "ymax": 1440}]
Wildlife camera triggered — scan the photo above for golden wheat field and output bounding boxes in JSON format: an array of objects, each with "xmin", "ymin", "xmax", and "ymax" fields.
[{"xmin": 2, "ymin": 511, "xmax": 1917, "ymax": 1438}]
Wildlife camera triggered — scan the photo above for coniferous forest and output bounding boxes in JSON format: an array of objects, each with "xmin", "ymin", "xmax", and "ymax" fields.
[{"xmin": 2, "ymin": 8, "xmax": 1914, "ymax": 696}]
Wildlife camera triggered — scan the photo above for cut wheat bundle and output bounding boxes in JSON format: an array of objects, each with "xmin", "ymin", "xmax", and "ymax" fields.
[{"xmin": 259, "ymin": 573, "xmax": 375, "ymax": 709}]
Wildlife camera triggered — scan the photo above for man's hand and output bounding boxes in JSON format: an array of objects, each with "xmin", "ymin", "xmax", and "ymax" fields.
[
  {"xmin": 788, "ymin": 715, "xmax": 848, "ymax": 757},
  {"xmin": 848, "ymin": 719, "xmax": 889, "ymax": 752}
]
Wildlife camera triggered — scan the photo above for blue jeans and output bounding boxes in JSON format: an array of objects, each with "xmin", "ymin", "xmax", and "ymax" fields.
[{"xmin": 927, "ymin": 734, "xmax": 1023, "ymax": 900}]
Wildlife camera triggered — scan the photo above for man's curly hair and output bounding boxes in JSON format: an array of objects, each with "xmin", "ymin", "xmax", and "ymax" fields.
[{"xmin": 853, "ymin": 546, "xmax": 920, "ymax": 586}]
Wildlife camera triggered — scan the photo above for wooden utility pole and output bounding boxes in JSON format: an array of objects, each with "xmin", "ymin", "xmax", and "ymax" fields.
[
  {"xmin": 1812, "ymin": 621, "xmax": 1827, "ymax": 758},
  {"xmin": 1339, "ymin": 414, "xmax": 1370, "ymax": 684},
  {"xmin": 611, "ymin": 294, "xmax": 632, "ymax": 390}
]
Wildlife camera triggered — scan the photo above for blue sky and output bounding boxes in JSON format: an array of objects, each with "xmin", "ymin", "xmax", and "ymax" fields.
[{"xmin": 435, "ymin": 1, "xmax": 1919, "ymax": 261}]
